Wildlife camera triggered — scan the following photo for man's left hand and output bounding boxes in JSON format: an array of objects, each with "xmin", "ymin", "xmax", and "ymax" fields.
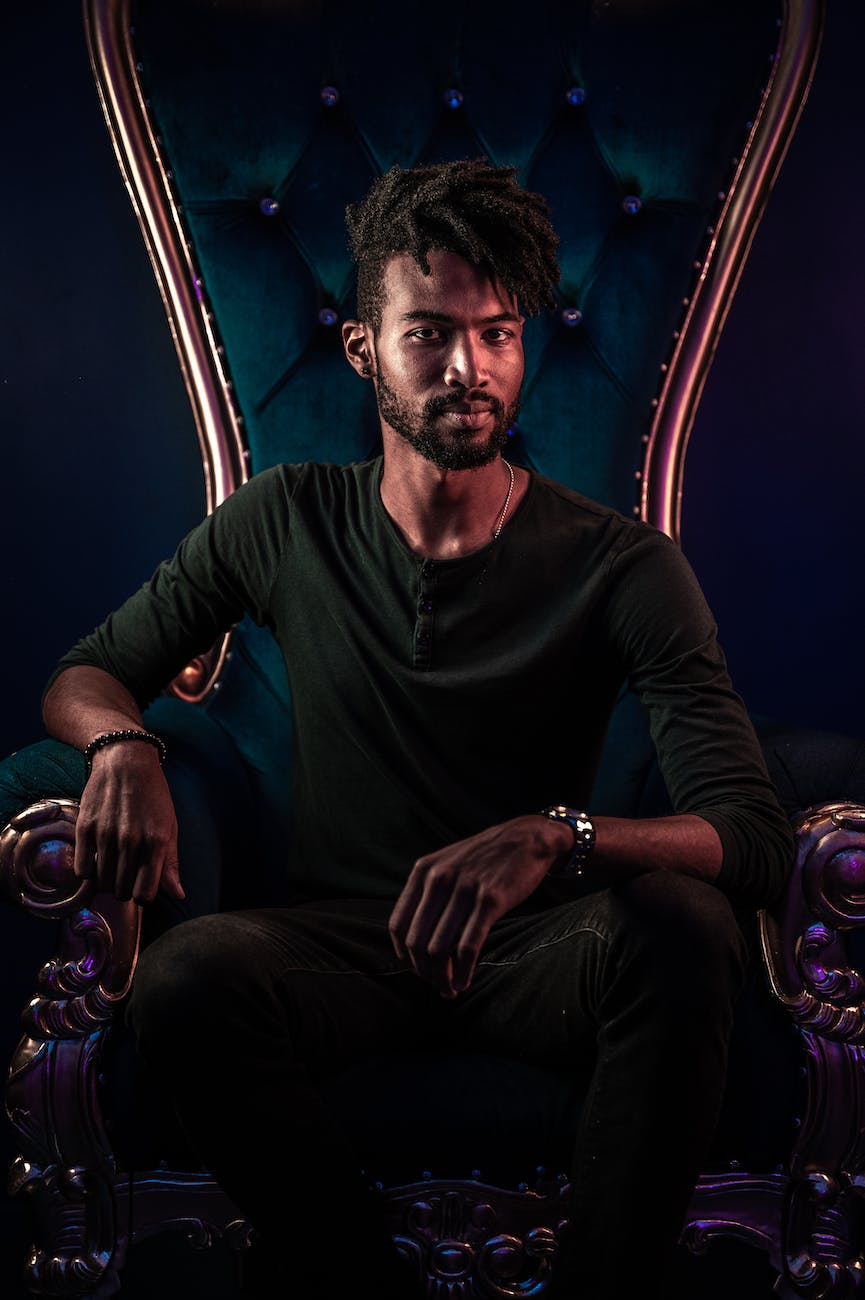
[{"xmin": 388, "ymin": 814, "xmax": 571, "ymax": 998}]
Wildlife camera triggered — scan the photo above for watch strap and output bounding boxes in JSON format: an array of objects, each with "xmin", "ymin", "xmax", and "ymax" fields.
[{"xmin": 540, "ymin": 805, "xmax": 595, "ymax": 878}]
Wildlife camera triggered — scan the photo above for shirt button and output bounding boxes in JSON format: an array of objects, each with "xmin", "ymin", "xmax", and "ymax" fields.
[
  {"xmin": 417, "ymin": 630, "xmax": 431, "ymax": 643},
  {"xmin": 419, "ymin": 599, "xmax": 433, "ymax": 614}
]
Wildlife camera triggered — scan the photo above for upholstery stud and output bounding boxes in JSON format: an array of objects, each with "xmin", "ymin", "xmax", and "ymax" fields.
[
  {"xmin": 318, "ymin": 307, "xmax": 339, "ymax": 327},
  {"xmin": 565, "ymin": 85, "xmax": 586, "ymax": 106},
  {"xmin": 320, "ymin": 85, "xmax": 340, "ymax": 107},
  {"xmin": 443, "ymin": 87, "xmax": 464, "ymax": 109},
  {"xmin": 622, "ymin": 194, "xmax": 642, "ymax": 215},
  {"xmin": 561, "ymin": 307, "xmax": 582, "ymax": 327},
  {"xmin": 259, "ymin": 196, "xmax": 280, "ymax": 216}
]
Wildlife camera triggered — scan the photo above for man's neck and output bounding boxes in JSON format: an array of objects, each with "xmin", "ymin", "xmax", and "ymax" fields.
[{"xmin": 379, "ymin": 444, "xmax": 528, "ymax": 560}]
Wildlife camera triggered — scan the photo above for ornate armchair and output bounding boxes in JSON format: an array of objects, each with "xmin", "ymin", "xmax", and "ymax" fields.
[{"xmin": 5, "ymin": 0, "xmax": 865, "ymax": 1296}]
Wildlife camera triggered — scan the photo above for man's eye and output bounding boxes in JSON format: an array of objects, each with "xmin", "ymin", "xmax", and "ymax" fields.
[
  {"xmin": 484, "ymin": 328, "xmax": 513, "ymax": 342},
  {"xmin": 408, "ymin": 328, "xmax": 443, "ymax": 341}
]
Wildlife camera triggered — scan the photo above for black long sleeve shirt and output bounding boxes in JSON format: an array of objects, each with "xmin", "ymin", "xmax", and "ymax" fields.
[{"xmin": 50, "ymin": 459, "xmax": 793, "ymax": 906}]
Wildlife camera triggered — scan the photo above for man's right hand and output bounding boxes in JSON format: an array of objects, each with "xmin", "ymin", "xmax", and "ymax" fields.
[{"xmin": 74, "ymin": 742, "xmax": 184, "ymax": 904}]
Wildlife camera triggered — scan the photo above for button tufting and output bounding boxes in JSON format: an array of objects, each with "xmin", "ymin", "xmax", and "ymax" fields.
[
  {"xmin": 320, "ymin": 85, "xmax": 340, "ymax": 107},
  {"xmin": 565, "ymin": 86, "xmax": 586, "ymax": 106},
  {"xmin": 259, "ymin": 196, "xmax": 280, "ymax": 217},
  {"xmin": 622, "ymin": 195, "xmax": 642, "ymax": 216},
  {"xmin": 318, "ymin": 307, "xmax": 339, "ymax": 327},
  {"xmin": 561, "ymin": 307, "xmax": 582, "ymax": 328},
  {"xmin": 443, "ymin": 88, "xmax": 464, "ymax": 109}
]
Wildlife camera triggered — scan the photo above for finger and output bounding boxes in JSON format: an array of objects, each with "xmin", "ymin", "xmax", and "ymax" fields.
[
  {"xmin": 388, "ymin": 869, "xmax": 426, "ymax": 959},
  {"xmin": 405, "ymin": 874, "xmax": 457, "ymax": 988},
  {"xmin": 426, "ymin": 893, "xmax": 476, "ymax": 996},
  {"xmin": 94, "ymin": 832, "xmax": 119, "ymax": 895},
  {"xmin": 132, "ymin": 853, "xmax": 163, "ymax": 906},
  {"xmin": 450, "ymin": 896, "xmax": 499, "ymax": 993},
  {"xmin": 438, "ymin": 957, "xmax": 458, "ymax": 1000},
  {"xmin": 161, "ymin": 850, "xmax": 186, "ymax": 901},
  {"xmin": 73, "ymin": 821, "xmax": 98, "ymax": 879},
  {"xmin": 113, "ymin": 844, "xmax": 139, "ymax": 902}
]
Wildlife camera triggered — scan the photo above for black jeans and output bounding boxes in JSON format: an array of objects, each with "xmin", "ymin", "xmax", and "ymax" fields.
[{"xmin": 127, "ymin": 872, "xmax": 746, "ymax": 1299}]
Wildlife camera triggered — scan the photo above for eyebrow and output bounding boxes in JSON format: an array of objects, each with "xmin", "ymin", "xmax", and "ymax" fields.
[{"xmin": 398, "ymin": 310, "xmax": 522, "ymax": 325}]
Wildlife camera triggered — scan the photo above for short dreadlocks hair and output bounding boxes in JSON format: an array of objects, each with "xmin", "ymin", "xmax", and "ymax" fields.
[{"xmin": 345, "ymin": 159, "xmax": 560, "ymax": 330}]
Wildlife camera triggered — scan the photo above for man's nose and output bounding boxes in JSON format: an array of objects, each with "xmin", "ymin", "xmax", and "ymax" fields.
[{"xmin": 444, "ymin": 337, "xmax": 486, "ymax": 388}]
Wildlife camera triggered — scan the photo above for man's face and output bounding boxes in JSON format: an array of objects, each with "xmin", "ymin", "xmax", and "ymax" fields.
[{"xmin": 369, "ymin": 250, "xmax": 525, "ymax": 471}]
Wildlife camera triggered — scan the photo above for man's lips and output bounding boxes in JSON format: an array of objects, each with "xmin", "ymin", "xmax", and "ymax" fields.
[
  {"xmin": 434, "ymin": 398, "xmax": 498, "ymax": 429},
  {"xmin": 448, "ymin": 401, "xmax": 493, "ymax": 413},
  {"xmin": 442, "ymin": 407, "xmax": 494, "ymax": 428}
]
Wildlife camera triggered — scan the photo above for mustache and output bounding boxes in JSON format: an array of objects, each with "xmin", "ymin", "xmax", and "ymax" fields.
[{"xmin": 423, "ymin": 391, "xmax": 503, "ymax": 417}]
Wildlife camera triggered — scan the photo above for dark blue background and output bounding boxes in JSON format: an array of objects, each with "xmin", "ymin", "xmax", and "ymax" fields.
[
  {"xmin": 2, "ymin": 7, "xmax": 863, "ymax": 755},
  {"xmin": 2, "ymin": 4, "xmax": 863, "ymax": 1296}
]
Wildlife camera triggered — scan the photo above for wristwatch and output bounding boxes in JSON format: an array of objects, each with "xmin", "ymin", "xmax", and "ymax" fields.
[{"xmin": 540, "ymin": 805, "xmax": 596, "ymax": 878}]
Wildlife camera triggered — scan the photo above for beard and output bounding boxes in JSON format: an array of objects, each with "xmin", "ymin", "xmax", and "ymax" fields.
[{"xmin": 374, "ymin": 368, "xmax": 521, "ymax": 471}]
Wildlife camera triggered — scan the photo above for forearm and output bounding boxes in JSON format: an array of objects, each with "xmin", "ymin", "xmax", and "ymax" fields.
[
  {"xmin": 42, "ymin": 665, "xmax": 147, "ymax": 750},
  {"xmin": 539, "ymin": 812, "xmax": 723, "ymax": 885},
  {"xmin": 42, "ymin": 665, "xmax": 182, "ymax": 904},
  {"xmin": 591, "ymin": 813, "xmax": 722, "ymax": 882},
  {"xmin": 391, "ymin": 811, "xmax": 724, "ymax": 999}
]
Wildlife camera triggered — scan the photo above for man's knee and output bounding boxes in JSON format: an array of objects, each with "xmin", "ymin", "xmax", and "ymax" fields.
[
  {"xmin": 606, "ymin": 871, "xmax": 748, "ymax": 1010},
  {"xmin": 127, "ymin": 912, "xmax": 265, "ymax": 1052}
]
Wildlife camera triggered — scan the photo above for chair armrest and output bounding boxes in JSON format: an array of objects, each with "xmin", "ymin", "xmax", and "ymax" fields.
[
  {"xmin": 761, "ymin": 801, "xmax": 865, "ymax": 1041},
  {"xmin": 759, "ymin": 800, "xmax": 865, "ymax": 1296},
  {"xmin": 0, "ymin": 797, "xmax": 141, "ymax": 1038},
  {"xmin": 1, "ymin": 798, "xmax": 143, "ymax": 1295}
]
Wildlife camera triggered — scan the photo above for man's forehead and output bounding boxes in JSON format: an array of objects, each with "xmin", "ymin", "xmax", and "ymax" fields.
[{"xmin": 380, "ymin": 250, "xmax": 517, "ymax": 315}]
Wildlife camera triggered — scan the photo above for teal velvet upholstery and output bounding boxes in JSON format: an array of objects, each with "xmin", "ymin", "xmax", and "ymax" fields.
[{"xmin": 137, "ymin": 0, "xmax": 776, "ymax": 499}]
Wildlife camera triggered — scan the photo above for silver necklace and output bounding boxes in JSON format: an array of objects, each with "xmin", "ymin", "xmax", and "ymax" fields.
[{"xmin": 492, "ymin": 458, "xmax": 515, "ymax": 539}]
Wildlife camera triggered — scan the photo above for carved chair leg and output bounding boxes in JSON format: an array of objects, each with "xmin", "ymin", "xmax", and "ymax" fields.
[{"xmin": 7, "ymin": 1031, "xmax": 124, "ymax": 1298}]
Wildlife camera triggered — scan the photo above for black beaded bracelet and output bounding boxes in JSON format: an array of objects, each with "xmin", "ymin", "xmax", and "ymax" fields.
[{"xmin": 83, "ymin": 729, "xmax": 167, "ymax": 774}]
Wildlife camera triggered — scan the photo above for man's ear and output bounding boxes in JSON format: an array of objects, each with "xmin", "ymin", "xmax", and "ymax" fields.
[{"xmin": 342, "ymin": 320, "xmax": 375, "ymax": 378}]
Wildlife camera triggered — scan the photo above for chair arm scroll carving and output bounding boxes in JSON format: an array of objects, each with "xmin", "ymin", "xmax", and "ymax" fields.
[
  {"xmin": 0, "ymin": 798, "xmax": 141, "ymax": 1040},
  {"xmin": 762, "ymin": 802, "xmax": 865, "ymax": 1042},
  {"xmin": 3, "ymin": 798, "xmax": 144, "ymax": 1296},
  {"xmin": 0, "ymin": 798, "xmax": 89, "ymax": 917},
  {"xmin": 759, "ymin": 802, "xmax": 865, "ymax": 1296}
]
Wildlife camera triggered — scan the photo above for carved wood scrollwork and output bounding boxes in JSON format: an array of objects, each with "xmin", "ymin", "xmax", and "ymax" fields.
[
  {"xmin": 0, "ymin": 798, "xmax": 88, "ymax": 916},
  {"xmin": 760, "ymin": 802, "xmax": 865, "ymax": 1295},
  {"xmin": 2, "ymin": 798, "xmax": 143, "ymax": 1297},
  {"xmin": 0, "ymin": 798, "xmax": 142, "ymax": 1038},
  {"xmin": 382, "ymin": 1177, "xmax": 568, "ymax": 1298}
]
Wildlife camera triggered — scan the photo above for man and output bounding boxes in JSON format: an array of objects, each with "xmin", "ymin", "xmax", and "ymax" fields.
[{"xmin": 42, "ymin": 160, "xmax": 793, "ymax": 1298}]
